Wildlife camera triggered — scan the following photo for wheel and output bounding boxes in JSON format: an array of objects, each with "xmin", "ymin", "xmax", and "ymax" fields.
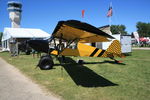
[
  {"xmin": 38, "ymin": 55, "xmax": 54, "ymax": 70},
  {"xmin": 76, "ymin": 59, "xmax": 84, "ymax": 64}
]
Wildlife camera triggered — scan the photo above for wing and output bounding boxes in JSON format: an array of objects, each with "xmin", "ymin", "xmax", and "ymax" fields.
[{"xmin": 52, "ymin": 20, "xmax": 114, "ymax": 43}]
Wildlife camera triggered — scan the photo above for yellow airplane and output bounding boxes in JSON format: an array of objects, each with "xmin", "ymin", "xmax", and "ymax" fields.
[{"xmin": 28, "ymin": 20, "xmax": 125, "ymax": 70}]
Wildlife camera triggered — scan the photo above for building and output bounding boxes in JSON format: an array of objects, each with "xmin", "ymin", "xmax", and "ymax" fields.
[
  {"xmin": 7, "ymin": 1, "xmax": 22, "ymax": 28},
  {"xmin": 2, "ymin": 28, "xmax": 50, "ymax": 52},
  {"xmin": 96, "ymin": 25, "xmax": 132, "ymax": 53}
]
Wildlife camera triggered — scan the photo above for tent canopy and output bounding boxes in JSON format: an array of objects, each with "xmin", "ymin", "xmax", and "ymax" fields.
[{"xmin": 2, "ymin": 28, "xmax": 50, "ymax": 41}]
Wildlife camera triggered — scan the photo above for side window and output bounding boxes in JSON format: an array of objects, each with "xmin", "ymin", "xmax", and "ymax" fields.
[
  {"xmin": 69, "ymin": 42, "xmax": 77, "ymax": 49},
  {"xmin": 71, "ymin": 43, "xmax": 78, "ymax": 49}
]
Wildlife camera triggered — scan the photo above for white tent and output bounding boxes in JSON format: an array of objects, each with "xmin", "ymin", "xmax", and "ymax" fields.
[
  {"xmin": 2, "ymin": 28, "xmax": 50, "ymax": 41},
  {"xmin": 2, "ymin": 28, "xmax": 51, "ymax": 51}
]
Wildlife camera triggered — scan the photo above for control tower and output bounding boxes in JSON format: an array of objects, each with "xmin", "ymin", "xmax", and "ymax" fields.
[{"xmin": 7, "ymin": 1, "xmax": 22, "ymax": 28}]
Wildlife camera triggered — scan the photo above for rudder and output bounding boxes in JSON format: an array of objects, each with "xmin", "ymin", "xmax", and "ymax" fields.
[{"xmin": 106, "ymin": 40, "xmax": 124, "ymax": 58}]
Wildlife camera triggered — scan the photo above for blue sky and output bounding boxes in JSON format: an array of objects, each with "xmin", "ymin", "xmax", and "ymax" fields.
[{"xmin": 0, "ymin": 0, "xmax": 150, "ymax": 34}]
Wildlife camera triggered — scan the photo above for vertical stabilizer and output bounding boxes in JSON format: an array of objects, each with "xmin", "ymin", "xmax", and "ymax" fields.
[{"xmin": 106, "ymin": 40, "xmax": 124, "ymax": 58}]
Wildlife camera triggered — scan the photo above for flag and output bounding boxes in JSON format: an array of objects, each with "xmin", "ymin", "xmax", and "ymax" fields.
[
  {"xmin": 107, "ymin": 6, "xmax": 112, "ymax": 17},
  {"xmin": 82, "ymin": 9, "xmax": 85, "ymax": 18}
]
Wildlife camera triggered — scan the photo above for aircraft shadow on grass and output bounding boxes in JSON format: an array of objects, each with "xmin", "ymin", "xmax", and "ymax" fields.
[{"xmin": 55, "ymin": 57, "xmax": 120, "ymax": 87}]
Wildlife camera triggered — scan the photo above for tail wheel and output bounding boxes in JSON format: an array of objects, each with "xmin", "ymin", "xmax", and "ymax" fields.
[{"xmin": 38, "ymin": 55, "xmax": 54, "ymax": 70}]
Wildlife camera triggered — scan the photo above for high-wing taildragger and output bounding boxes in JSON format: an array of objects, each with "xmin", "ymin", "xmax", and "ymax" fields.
[{"xmin": 28, "ymin": 20, "xmax": 125, "ymax": 70}]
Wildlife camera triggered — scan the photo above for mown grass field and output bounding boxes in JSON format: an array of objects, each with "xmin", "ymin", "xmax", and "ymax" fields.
[{"xmin": 0, "ymin": 50, "xmax": 150, "ymax": 100}]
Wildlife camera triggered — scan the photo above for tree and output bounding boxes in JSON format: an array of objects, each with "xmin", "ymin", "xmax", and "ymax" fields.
[
  {"xmin": 110, "ymin": 25, "xmax": 128, "ymax": 35},
  {"xmin": 136, "ymin": 22, "xmax": 150, "ymax": 37},
  {"xmin": 0, "ymin": 32, "xmax": 2, "ymax": 40},
  {"xmin": 0, "ymin": 32, "xmax": 3, "ymax": 44}
]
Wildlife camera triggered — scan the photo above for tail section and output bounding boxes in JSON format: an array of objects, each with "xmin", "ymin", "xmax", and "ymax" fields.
[
  {"xmin": 76, "ymin": 40, "xmax": 124, "ymax": 58},
  {"xmin": 105, "ymin": 40, "xmax": 125, "ymax": 58}
]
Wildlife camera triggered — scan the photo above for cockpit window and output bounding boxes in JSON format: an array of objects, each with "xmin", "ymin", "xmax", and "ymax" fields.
[{"xmin": 68, "ymin": 42, "xmax": 77, "ymax": 49}]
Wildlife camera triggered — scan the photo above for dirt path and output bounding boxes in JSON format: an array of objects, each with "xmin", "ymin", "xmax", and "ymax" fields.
[{"xmin": 0, "ymin": 57, "xmax": 60, "ymax": 100}]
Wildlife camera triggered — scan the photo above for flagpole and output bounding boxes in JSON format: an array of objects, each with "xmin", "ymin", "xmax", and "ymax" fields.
[
  {"xmin": 109, "ymin": 2, "xmax": 112, "ymax": 27},
  {"xmin": 109, "ymin": 16, "xmax": 112, "ymax": 26}
]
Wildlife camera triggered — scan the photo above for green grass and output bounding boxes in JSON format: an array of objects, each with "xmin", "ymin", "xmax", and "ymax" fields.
[{"xmin": 0, "ymin": 50, "xmax": 150, "ymax": 100}]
